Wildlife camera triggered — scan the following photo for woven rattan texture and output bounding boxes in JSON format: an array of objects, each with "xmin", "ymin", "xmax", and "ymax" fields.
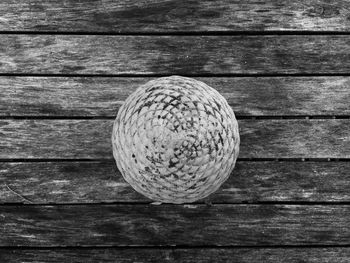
[{"xmin": 112, "ymin": 76, "xmax": 240, "ymax": 203}]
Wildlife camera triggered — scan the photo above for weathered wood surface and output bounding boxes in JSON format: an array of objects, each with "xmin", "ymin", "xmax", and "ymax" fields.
[
  {"xmin": 1, "ymin": 35, "xmax": 350, "ymax": 74},
  {"xmin": 1, "ymin": 119, "xmax": 349, "ymax": 159},
  {"xmin": 1, "ymin": 161, "xmax": 349, "ymax": 204},
  {"xmin": 0, "ymin": 204, "xmax": 349, "ymax": 246},
  {"xmin": 1, "ymin": 76, "xmax": 350, "ymax": 117},
  {"xmin": 1, "ymin": 0, "xmax": 349, "ymax": 259},
  {"xmin": 1, "ymin": 248, "xmax": 349, "ymax": 263},
  {"xmin": 1, "ymin": 0, "xmax": 350, "ymax": 32}
]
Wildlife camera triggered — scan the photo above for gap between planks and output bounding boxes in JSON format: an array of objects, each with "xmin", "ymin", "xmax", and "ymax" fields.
[
  {"xmin": 3, "ymin": 31, "xmax": 350, "ymax": 36},
  {"xmin": 0, "ymin": 116, "xmax": 349, "ymax": 120},
  {"xmin": 0, "ymin": 202, "xmax": 350, "ymax": 207},
  {"xmin": 3, "ymin": 73, "xmax": 350, "ymax": 77},
  {"xmin": 0, "ymin": 158, "xmax": 350, "ymax": 162},
  {"xmin": 0, "ymin": 244, "xmax": 350, "ymax": 249}
]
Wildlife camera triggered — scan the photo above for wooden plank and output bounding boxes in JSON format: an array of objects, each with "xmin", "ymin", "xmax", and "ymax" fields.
[
  {"xmin": 1, "ymin": 248, "xmax": 349, "ymax": 263},
  {"xmin": 1, "ymin": 0, "xmax": 350, "ymax": 32},
  {"xmin": 1, "ymin": 161, "xmax": 349, "ymax": 204},
  {"xmin": 1, "ymin": 35, "xmax": 350, "ymax": 74},
  {"xmin": 0, "ymin": 204, "xmax": 349, "ymax": 246},
  {"xmin": 0, "ymin": 119, "xmax": 349, "ymax": 159},
  {"xmin": 1, "ymin": 76, "xmax": 350, "ymax": 117}
]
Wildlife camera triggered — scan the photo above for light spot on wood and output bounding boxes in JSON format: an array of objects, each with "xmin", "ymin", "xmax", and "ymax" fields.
[
  {"xmin": 105, "ymin": 181, "xmax": 129, "ymax": 187},
  {"xmin": 20, "ymin": 234, "xmax": 36, "ymax": 239},
  {"xmin": 183, "ymin": 204, "xmax": 198, "ymax": 209},
  {"xmin": 51, "ymin": 180, "xmax": 69, "ymax": 184}
]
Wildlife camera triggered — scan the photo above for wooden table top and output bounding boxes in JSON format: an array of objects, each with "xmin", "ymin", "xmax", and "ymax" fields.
[{"xmin": 0, "ymin": 1, "xmax": 349, "ymax": 262}]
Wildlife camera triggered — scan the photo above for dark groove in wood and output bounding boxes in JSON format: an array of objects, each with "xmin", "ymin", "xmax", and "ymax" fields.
[
  {"xmin": 3, "ymin": 31, "xmax": 350, "ymax": 35},
  {"xmin": 0, "ymin": 202, "xmax": 350, "ymax": 207},
  {"xmin": 0, "ymin": 158, "xmax": 107, "ymax": 162},
  {"xmin": 0, "ymin": 116, "xmax": 114, "ymax": 120},
  {"xmin": 0, "ymin": 158, "xmax": 349, "ymax": 162},
  {"xmin": 244, "ymin": 202, "xmax": 350, "ymax": 206},
  {"xmin": 1, "ymin": 116, "xmax": 350, "ymax": 120},
  {"xmin": 0, "ymin": 245, "xmax": 350, "ymax": 250},
  {"xmin": 239, "ymin": 116, "xmax": 350, "ymax": 119},
  {"xmin": 3, "ymin": 73, "xmax": 350, "ymax": 77},
  {"xmin": 238, "ymin": 158, "xmax": 350, "ymax": 162}
]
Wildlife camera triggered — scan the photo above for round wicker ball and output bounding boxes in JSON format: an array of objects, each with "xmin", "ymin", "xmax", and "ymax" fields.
[{"xmin": 112, "ymin": 76, "xmax": 240, "ymax": 204}]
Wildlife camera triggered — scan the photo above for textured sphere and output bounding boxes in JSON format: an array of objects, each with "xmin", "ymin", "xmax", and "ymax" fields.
[{"xmin": 112, "ymin": 76, "xmax": 240, "ymax": 204}]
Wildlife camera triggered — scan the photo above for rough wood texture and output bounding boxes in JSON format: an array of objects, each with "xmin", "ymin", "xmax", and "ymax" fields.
[
  {"xmin": 1, "ymin": 120, "xmax": 349, "ymax": 159},
  {"xmin": 0, "ymin": 204, "xmax": 349, "ymax": 246},
  {"xmin": 2, "ymin": 0, "xmax": 349, "ymax": 259},
  {"xmin": 1, "ymin": 0, "xmax": 350, "ymax": 32},
  {"xmin": 1, "ymin": 35, "xmax": 350, "ymax": 74},
  {"xmin": 1, "ymin": 161, "xmax": 349, "ymax": 204},
  {"xmin": 1, "ymin": 76, "xmax": 350, "ymax": 117},
  {"xmin": 1, "ymin": 248, "xmax": 349, "ymax": 263}
]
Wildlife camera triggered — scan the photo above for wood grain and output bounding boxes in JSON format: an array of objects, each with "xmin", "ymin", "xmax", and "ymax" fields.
[
  {"xmin": 1, "ymin": 0, "xmax": 350, "ymax": 32},
  {"xmin": 1, "ymin": 119, "xmax": 349, "ymax": 159},
  {"xmin": 1, "ymin": 161, "xmax": 349, "ymax": 204},
  {"xmin": 1, "ymin": 76, "xmax": 350, "ymax": 117},
  {"xmin": 0, "ymin": 204, "xmax": 349, "ymax": 246},
  {"xmin": 2, "ymin": 0, "xmax": 349, "ymax": 257},
  {"xmin": 1, "ymin": 35, "xmax": 350, "ymax": 74},
  {"xmin": 1, "ymin": 248, "xmax": 349, "ymax": 263}
]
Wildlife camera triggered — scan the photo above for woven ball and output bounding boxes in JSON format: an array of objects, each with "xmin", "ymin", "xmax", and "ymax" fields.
[{"xmin": 112, "ymin": 76, "xmax": 240, "ymax": 204}]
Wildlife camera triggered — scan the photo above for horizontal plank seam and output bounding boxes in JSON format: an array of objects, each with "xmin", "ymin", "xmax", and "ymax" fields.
[
  {"xmin": 238, "ymin": 158, "xmax": 350, "ymax": 162},
  {"xmin": 0, "ymin": 158, "xmax": 349, "ymax": 162},
  {"xmin": 3, "ymin": 73, "xmax": 350, "ymax": 77},
  {"xmin": 1, "ymin": 116, "xmax": 349, "ymax": 120},
  {"xmin": 3, "ymin": 74, "xmax": 350, "ymax": 78},
  {"xmin": 0, "ymin": 158, "xmax": 350, "ymax": 162},
  {"xmin": 0, "ymin": 244, "xmax": 349, "ymax": 250},
  {"xmin": 2, "ymin": 31, "xmax": 350, "ymax": 36},
  {"xmin": 1, "ymin": 202, "xmax": 350, "ymax": 206}
]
